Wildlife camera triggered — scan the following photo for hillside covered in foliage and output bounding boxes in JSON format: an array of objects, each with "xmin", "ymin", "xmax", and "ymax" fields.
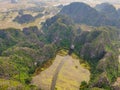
[{"xmin": 0, "ymin": 2, "xmax": 120, "ymax": 90}]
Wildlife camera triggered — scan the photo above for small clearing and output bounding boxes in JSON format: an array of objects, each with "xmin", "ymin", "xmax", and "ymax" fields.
[{"xmin": 32, "ymin": 55, "xmax": 90, "ymax": 90}]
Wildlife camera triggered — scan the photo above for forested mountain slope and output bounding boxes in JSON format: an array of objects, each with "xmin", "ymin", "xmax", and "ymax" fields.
[
  {"xmin": 0, "ymin": 2, "xmax": 119, "ymax": 90},
  {"xmin": 60, "ymin": 2, "xmax": 120, "ymax": 27}
]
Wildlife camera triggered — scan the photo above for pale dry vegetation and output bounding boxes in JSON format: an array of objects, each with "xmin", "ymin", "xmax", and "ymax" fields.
[{"xmin": 32, "ymin": 55, "xmax": 90, "ymax": 90}]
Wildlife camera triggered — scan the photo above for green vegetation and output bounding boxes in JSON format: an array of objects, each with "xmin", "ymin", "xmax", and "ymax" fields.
[
  {"xmin": 43, "ymin": 13, "xmax": 120, "ymax": 89},
  {"xmin": 0, "ymin": 79, "xmax": 29, "ymax": 90},
  {"xmin": 80, "ymin": 81, "xmax": 88, "ymax": 90},
  {"xmin": 0, "ymin": 26, "xmax": 57, "ymax": 89},
  {"xmin": 14, "ymin": 14, "xmax": 35, "ymax": 24},
  {"xmin": 60, "ymin": 2, "xmax": 120, "ymax": 27},
  {"xmin": 0, "ymin": 3, "xmax": 119, "ymax": 89}
]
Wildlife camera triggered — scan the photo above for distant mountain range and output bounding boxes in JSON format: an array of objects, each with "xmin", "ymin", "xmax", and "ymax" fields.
[
  {"xmin": 95, "ymin": 3, "xmax": 119, "ymax": 19},
  {"xmin": 0, "ymin": 1, "xmax": 119, "ymax": 90},
  {"xmin": 59, "ymin": 2, "xmax": 120, "ymax": 27}
]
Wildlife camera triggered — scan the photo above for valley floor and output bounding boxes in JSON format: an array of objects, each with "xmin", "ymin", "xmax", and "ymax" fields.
[{"xmin": 32, "ymin": 55, "xmax": 90, "ymax": 90}]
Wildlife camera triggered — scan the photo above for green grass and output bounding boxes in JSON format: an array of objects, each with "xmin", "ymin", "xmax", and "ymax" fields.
[{"xmin": 0, "ymin": 79, "xmax": 23, "ymax": 90}]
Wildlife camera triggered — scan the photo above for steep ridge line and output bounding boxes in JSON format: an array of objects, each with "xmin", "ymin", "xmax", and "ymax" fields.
[{"xmin": 50, "ymin": 55, "xmax": 69, "ymax": 90}]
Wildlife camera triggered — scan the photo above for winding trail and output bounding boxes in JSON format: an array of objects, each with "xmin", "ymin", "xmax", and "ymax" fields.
[{"xmin": 50, "ymin": 55, "xmax": 69, "ymax": 90}]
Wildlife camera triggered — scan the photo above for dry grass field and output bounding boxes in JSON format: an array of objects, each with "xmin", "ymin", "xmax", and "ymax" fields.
[
  {"xmin": 0, "ymin": 0, "xmax": 57, "ymax": 30},
  {"xmin": 0, "ymin": 1, "xmax": 35, "ymax": 11},
  {"xmin": 32, "ymin": 55, "xmax": 90, "ymax": 90}
]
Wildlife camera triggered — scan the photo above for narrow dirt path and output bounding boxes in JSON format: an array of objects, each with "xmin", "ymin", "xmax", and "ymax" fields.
[
  {"xmin": 50, "ymin": 56, "xmax": 69, "ymax": 90},
  {"xmin": 32, "ymin": 55, "xmax": 90, "ymax": 90}
]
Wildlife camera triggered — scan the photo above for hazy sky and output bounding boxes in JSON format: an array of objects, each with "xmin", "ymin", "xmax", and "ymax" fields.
[
  {"xmin": 1, "ymin": 0, "xmax": 120, "ymax": 4},
  {"xmin": 57, "ymin": 0, "xmax": 120, "ymax": 4},
  {"xmin": 43, "ymin": 0, "xmax": 120, "ymax": 4}
]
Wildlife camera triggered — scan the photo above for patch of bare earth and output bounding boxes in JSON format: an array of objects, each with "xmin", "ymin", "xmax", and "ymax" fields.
[{"xmin": 32, "ymin": 55, "xmax": 90, "ymax": 90}]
